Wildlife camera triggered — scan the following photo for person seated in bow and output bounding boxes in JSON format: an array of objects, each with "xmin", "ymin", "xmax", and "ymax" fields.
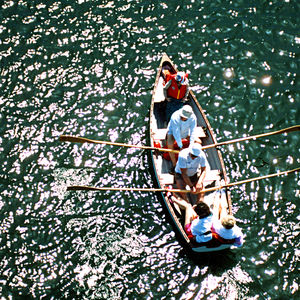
[
  {"xmin": 163, "ymin": 71, "xmax": 190, "ymax": 122},
  {"xmin": 174, "ymin": 143, "xmax": 208, "ymax": 203},
  {"xmin": 166, "ymin": 105, "xmax": 200, "ymax": 173},
  {"xmin": 211, "ymin": 198, "xmax": 244, "ymax": 247},
  {"xmin": 166, "ymin": 193, "xmax": 213, "ymax": 244}
]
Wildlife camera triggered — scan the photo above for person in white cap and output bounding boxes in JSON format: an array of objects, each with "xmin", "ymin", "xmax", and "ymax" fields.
[
  {"xmin": 166, "ymin": 105, "xmax": 197, "ymax": 172},
  {"xmin": 174, "ymin": 143, "xmax": 208, "ymax": 202},
  {"xmin": 163, "ymin": 71, "xmax": 190, "ymax": 122}
]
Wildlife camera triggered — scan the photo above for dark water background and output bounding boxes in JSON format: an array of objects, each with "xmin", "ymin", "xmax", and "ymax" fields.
[{"xmin": 0, "ymin": 0, "xmax": 299, "ymax": 299}]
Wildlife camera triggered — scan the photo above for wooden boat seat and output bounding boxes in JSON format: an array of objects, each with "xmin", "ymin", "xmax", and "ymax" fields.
[
  {"xmin": 153, "ymin": 126, "xmax": 206, "ymax": 141},
  {"xmin": 203, "ymin": 170, "xmax": 221, "ymax": 187},
  {"xmin": 159, "ymin": 173, "xmax": 175, "ymax": 185},
  {"xmin": 159, "ymin": 170, "xmax": 221, "ymax": 186}
]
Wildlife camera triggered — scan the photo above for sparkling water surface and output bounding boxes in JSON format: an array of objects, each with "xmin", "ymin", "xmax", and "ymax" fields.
[{"xmin": 0, "ymin": 0, "xmax": 299, "ymax": 299}]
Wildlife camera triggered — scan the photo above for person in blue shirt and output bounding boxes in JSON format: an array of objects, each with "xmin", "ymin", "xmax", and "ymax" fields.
[
  {"xmin": 175, "ymin": 143, "xmax": 208, "ymax": 203},
  {"xmin": 166, "ymin": 192, "xmax": 213, "ymax": 244},
  {"xmin": 166, "ymin": 105, "xmax": 197, "ymax": 172}
]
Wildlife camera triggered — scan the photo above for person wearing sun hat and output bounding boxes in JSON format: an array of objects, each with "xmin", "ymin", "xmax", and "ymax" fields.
[
  {"xmin": 166, "ymin": 105, "xmax": 197, "ymax": 171},
  {"xmin": 163, "ymin": 71, "xmax": 190, "ymax": 122},
  {"xmin": 174, "ymin": 143, "xmax": 208, "ymax": 202},
  {"xmin": 210, "ymin": 199, "xmax": 244, "ymax": 247}
]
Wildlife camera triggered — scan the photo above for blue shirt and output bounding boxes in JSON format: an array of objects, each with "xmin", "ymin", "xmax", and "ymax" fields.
[
  {"xmin": 175, "ymin": 148, "xmax": 207, "ymax": 176},
  {"xmin": 191, "ymin": 215, "xmax": 213, "ymax": 243},
  {"xmin": 167, "ymin": 109, "xmax": 196, "ymax": 148}
]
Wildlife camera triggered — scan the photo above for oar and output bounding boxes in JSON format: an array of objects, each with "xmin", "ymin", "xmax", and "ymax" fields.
[
  {"xmin": 201, "ymin": 167, "xmax": 300, "ymax": 193},
  {"xmin": 59, "ymin": 125, "xmax": 299, "ymax": 153},
  {"xmin": 202, "ymin": 125, "xmax": 300, "ymax": 150},
  {"xmin": 59, "ymin": 135, "xmax": 179, "ymax": 153},
  {"xmin": 67, "ymin": 186, "xmax": 186, "ymax": 192},
  {"xmin": 66, "ymin": 167, "xmax": 300, "ymax": 193}
]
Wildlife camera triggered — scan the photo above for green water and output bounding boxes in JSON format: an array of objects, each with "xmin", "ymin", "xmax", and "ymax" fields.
[{"xmin": 0, "ymin": 0, "xmax": 299, "ymax": 299}]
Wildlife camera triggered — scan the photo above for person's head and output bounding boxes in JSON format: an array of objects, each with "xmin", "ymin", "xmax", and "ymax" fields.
[
  {"xmin": 175, "ymin": 71, "xmax": 187, "ymax": 84},
  {"xmin": 189, "ymin": 143, "xmax": 202, "ymax": 159},
  {"xmin": 162, "ymin": 69, "xmax": 171, "ymax": 77},
  {"xmin": 194, "ymin": 202, "xmax": 211, "ymax": 219},
  {"xmin": 221, "ymin": 215, "xmax": 236, "ymax": 229},
  {"xmin": 180, "ymin": 105, "xmax": 193, "ymax": 121}
]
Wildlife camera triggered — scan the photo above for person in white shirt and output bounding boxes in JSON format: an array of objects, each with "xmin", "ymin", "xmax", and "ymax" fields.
[
  {"xmin": 175, "ymin": 143, "xmax": 208, "ymax": 202},
  {"xmin": 212, "ymin": 214, "xmax": 244, "ymax": 247},
  {"xmin": 166, "ymin": 105, "xmax": 197, "ymax": 172},
  {"xmin": 211, "ymin": 194, "xmax": 244, "ymax": 247}
]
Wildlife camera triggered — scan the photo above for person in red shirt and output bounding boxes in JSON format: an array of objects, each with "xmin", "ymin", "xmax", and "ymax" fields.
[{"xmin": 163, "ymin": 71, "xmax": 190, "ymax": 122}]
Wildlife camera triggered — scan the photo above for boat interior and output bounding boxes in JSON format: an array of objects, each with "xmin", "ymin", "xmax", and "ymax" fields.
[{"xmin": 149, "ymin": 56, "xmax": 233, "ymax": 251}]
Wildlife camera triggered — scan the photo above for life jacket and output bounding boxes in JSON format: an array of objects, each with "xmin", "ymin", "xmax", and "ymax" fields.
[
  {"xmin": 212, "ymin": 232, "xmax": 236, "ymax": 244},
  {"xmin": 164, "ymin": 73, "xmax": 188, "ymax": 100},
  {"xmin": 162, "ymin": 139, "xmax": 190, "ymax": 161}
]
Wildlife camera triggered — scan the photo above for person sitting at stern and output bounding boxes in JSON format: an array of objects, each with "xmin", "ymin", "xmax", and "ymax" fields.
[{"xmin": 211, "ymin": 215, "xmax": 244, "ymax": 247}]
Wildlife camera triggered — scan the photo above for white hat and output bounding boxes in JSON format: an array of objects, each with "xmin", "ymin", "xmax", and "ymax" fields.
[
  {"xmin": 190, "ymin": 143, "xmax": 202, "ymax": 157},
  {"xmin": 175, "ymin": 72, "xmax": 186, "ymax": 84},
  {"xmin": 180, "ymin": 105, "xmax": 193, "ymax": 119}
]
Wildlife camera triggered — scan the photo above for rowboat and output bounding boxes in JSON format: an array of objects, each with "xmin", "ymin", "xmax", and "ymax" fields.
[{"xmin": 149, "ymin": 53, "xmax": 234, "ymax": 253}]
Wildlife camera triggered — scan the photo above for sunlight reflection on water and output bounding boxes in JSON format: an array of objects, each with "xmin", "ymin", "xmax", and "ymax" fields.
[{"xmin": 0, "ymin": 0, "xmax": 299, "ymax": 299}]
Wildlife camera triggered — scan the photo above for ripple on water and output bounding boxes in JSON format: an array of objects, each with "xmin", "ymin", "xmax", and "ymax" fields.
[{"xmin": 0, "ymin": 0, "xmax": 299, "ymax": 299}]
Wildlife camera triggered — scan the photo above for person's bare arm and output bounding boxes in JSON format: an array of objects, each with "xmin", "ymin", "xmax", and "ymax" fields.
[
  {"xmin": 163, "ymin": 80, "xmax": 172, "ymax": 100},
  {"xmin": 196, "ymin": 166, "xmax": 206, "ymax": 191},
  {"xmin": 181, "ymin": 168, "xmax": 195, "ymax": 192}
]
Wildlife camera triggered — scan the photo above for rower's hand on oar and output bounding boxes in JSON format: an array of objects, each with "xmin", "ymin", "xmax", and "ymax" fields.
[
  {"xmin": 195, "ymin": 182, "xmax": 204, "ymax": 194},
  {"xmin": 190, "ymin": 186, "xmax": 198, "ymax": 194}
]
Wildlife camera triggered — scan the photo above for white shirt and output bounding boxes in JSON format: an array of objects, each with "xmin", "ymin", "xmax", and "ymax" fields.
[
  {"xmin": 167, "ymin": 109, "xmax": 196, "ymax": 148},
  {"xmin": 212, "ymin": 220, "xmax": 244, "ymax": 247},
  {"xmin": 175, "ymin": 148, "xmax": 207, "ymax": 176}
]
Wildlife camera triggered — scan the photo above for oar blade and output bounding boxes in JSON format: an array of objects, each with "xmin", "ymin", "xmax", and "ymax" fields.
[
  {"xmin": 59, "ymin": 135, "xmax": 94, "ymax": 144},
  {"xmin": 67, "ymin": 185, "xmax": 99, "ymax": 191}
]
